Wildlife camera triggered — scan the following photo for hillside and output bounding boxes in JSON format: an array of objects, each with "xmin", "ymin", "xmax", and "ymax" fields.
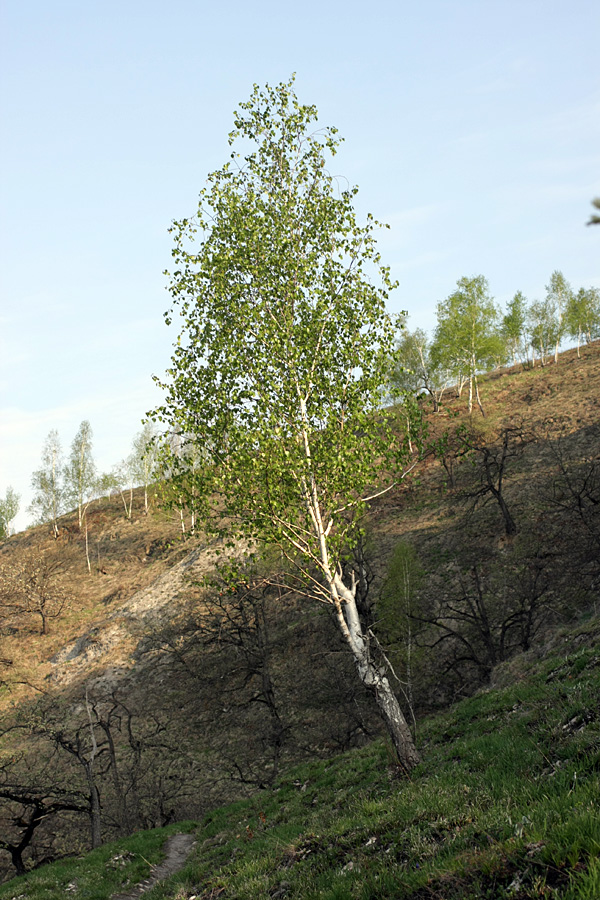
[
  {"xmin": 0, "ymin": 341, "xmax": 599, "ymax": 888},
  {"xmin": 1, "ymin": 613, "xmax": 598, "ymax": 899}
]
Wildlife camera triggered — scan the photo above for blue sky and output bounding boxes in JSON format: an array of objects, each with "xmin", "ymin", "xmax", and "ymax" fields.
[{"xmin": 1, "ymin": 0, "xmax": 598, "ymax": 532}]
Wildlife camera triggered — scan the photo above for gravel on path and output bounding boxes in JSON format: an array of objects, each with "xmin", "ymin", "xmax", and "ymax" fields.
[{"xmin": 110, "ymin": 833, "xmax": 197, "ymax": 900}]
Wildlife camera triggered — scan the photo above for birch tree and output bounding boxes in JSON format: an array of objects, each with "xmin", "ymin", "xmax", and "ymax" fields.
[
  {"xmin": 128, "ymin": 422, "xmax": 159, "ymax": 513},
  {"xmin": 527, "ymin": 297, "xmax": 557, "ymax": 367},
  {"xmin": 154, "ymin": 431, "xmax": 198, "ymax": 532},
  {"xmin": 502, "ymin": 291, "xmax": 528, "ymax": 365},
  {"xmin": 112, "ymin": 458, "xmax": 135, "ymax": 519},
  {"xmin": 28, "ymin": 430, "xmax": 64, "ymax": 537},
  {"xmin": 388, "ymin": 326, "xmax": 450, "ymax": 412},
  {"xmin": 0, "ymin": 487, "xmax": 19, "ymax": 540},
  {"xmin": 566, "ymin": 286, "xmax": 600, "ymax": 355},
  {"xmin": 545, "ymin": 270, "xmax": 573, "ymax": 363},
  {"xmin": 151, "ymin": 78, "xmax": 420, "ymax": 771},
  {"xmin": 430, "ymin": 276, "xmax": 504, "ymax": 416},
  {"xmin": 64, "ymin": 421, "xmax": 97, "ymax": 529}
]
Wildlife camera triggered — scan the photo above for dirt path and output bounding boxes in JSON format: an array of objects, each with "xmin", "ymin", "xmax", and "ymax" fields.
[{"xmin": 111, "ymin": 833, "xmax": 197, "ymax": 900}]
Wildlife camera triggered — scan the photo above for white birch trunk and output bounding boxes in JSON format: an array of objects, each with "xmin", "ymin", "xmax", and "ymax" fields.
[
  {"xmin": 333, "ymin": 574, "xmax": 420, "ymax": 772},
  {"xmin": 296, "ymin": 396, "xmax": 420, "ymax": 772}
]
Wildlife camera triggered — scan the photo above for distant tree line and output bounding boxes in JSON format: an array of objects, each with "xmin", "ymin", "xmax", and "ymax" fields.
[
  {"xmin": 22, "ymin": 421, "xmax": 160, "ymax": 541},
  {"xmin": 389, "ymin": 271, "xmax": 600, "ymax": 417}
]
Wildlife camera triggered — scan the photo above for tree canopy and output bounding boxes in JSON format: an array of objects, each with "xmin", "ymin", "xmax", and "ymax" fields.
[
  {"xmin": 28, "ymin": 429, "xmax": 64, "ymax": 537},
  {"xmin": 0, "ymin": 487, "xmax": 19, "ymax": 540},
  {"xmin": 64, "ymin": 421, "xmax": 97, "ymax": 530},
  {"xmin": 502, "ymin": 291, "xmax": 528, "ymax": 365},
  {"xmin": 431, "ymin": 275, "xmax": 504, "ymax": 415},
  {"xmin": 388, "ymin": 326, "xmax": 448, "ymax": 412},
  {"xmin": 153, "ymin": 78, "xmax": 403, "ymax": 562},
  {"xmin": 587, "ymin": 197, "xmax": 600, "ymax": 226},
  {"xmin": 545, "ymin": 270, "xmax": 573, "ymax": 364}
]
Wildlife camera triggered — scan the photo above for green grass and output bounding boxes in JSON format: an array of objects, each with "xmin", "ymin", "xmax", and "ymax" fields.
[
  {"xmin": 0, "ymin": 822, "xmax": 197, "ymax": 900},
  {"xmin": 2, "ymin": 643, "xmax": 599, "ymax": 899}
]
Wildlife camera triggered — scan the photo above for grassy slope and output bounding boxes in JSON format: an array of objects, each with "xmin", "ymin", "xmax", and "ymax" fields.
[{"xmin": 3, "ymin": 617, "xmax": 598, "ymax": 900}]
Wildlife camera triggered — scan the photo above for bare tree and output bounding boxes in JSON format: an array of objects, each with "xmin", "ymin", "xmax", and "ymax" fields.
[
  {"xmin": 460, "ymin": 423, "xmax": 532, "ymax": 537},
  {"xmin": 0, "ymin": 549, "xmax": 70, "ymax": 635},
  {"xmin": 418, "ymin": 559, "xmax": 555, "ymax": 693},
  {"xmin": 0, "ymin": 782, "xmax": 87, "ymax": 877},
  {"xmin": 377, "ymin": 542, "xmax": 425, "ymax": 723},
  {"xmin": 545, "ymin": 427, "xmax": 600, "ymax": 594},
  {"xmin": 41, "ymin": 694, "xmax": 106, "ymax": 848}
]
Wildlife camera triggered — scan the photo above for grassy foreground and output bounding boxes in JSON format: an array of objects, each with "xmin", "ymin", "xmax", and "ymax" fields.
[{"xmin": 2, "ymin": 622, "xmax": 599, "ymax": 900}]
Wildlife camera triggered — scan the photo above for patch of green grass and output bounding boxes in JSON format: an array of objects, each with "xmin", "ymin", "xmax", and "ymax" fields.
[
  {"xmin": 3, "ymin": 638, "xmax": 599, "ymax": 899},
  {"xmin": 0, "ymin": 822, "xmax": 197, "ymax": 900}
]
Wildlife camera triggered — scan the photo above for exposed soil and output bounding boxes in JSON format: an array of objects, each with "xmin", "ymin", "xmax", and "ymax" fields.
[{"xmin": 111, "ymin": 833, "xmax": 197, "ymax": 899}]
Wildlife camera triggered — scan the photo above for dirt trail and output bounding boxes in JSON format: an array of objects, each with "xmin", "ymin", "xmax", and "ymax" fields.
[{"xmin": 111, "ymin": 833, "xmax": 197, "ymax": 899}]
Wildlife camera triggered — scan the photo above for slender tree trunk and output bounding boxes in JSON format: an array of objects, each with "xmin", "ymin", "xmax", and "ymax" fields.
[
  {"xmin": 9, "ymin": 847, "xmax": 26, "ymax": 877},
  {"xmin": 470, "ymin": 567, "xmax": 498, "ymax": 668},
  {"xmin": 474, "ymin": 375, "xmax": 485, "ymax": 418},
  {"xmin": 86, "ymin": 766, "xmax": 102, "ymax": 849},
  {"xmin": 497, "ymin": 493, "xmax": 517, "ymax": 536},
  {"xmin": 51, "ymin": 451, "xmax": 60, "ymax": 539},
  {"xmin": 85, "ymin": 690, "xmax": 102, "ymax": 848},
  {"xmin": 85, "ymin": 517, "xmax": 91, "ymax": 574},
  {"xmin": 260, "ymin": 656, "xmax": 285, "ymax": 783},
  {"xmin": 333, "ymin": 575, "xmax": 420, "ymax": 772},
  {"xmin": 297, "ymin": 397, "xmax": 420, "ymax": 773},
  {"xmin": 100, "ymin": 721, "xmax": 129, "ymax": 833},
  {"xmin": 120, "ymin": 490, "xmax": 132, "ymax": 519},
  {"xmin": 402, "ymin": 564, "xmax": 415, "ymax": 722}
]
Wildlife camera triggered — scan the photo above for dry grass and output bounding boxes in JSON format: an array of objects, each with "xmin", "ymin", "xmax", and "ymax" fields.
[{"xmin": 2, "ymin": 341, "xmax": 599, "ymax": 703}]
